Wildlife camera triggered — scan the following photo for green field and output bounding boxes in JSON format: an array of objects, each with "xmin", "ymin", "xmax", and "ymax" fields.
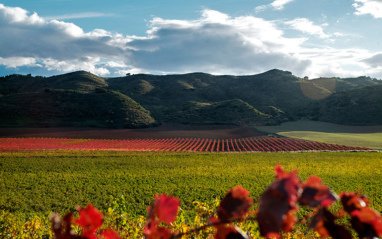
[
  {"xmin": 256, "ymin": 120, "xmax": 382, "ymax": 149},
  {"xmin": 1, "ymin": 150, "xmax": 382, "ymax": 218}
]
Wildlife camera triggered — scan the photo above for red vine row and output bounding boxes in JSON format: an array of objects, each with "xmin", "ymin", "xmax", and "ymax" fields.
[{"xmin": 0, "ymin": 137, "xmax": 370, "ymax": 152}]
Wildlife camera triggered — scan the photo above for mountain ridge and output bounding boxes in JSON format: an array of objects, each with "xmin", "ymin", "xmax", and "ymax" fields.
[{"xmin": 0, "ymin": 69, "xmax": 380, "ymax": 128}]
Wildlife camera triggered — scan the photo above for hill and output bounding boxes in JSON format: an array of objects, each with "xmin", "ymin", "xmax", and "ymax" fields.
[
  {"xmin": 164, "ymin": 99, "xmax": 272, "ymax": 125},
  {"xmin": 307, "ymin": 85, "xmax": 382, "ymax": 125},
  {"xmin": 0, "ymin": 89, "xmax": 157, "ymax": 128},
  {"xmin": 0, "ymin": 70, "xmax": 381, "ymax": 128}
]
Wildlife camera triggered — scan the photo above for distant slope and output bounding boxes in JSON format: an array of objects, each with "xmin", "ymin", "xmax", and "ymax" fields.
[
  {"xmin": 164, "ymin": 99, "xmax": 271, "ymax": 125},
  {"xmin": 308, "ymin": 85, "xmax": 382, "ymax": 125},
  {"xmin": 0, "ymin": 70, "xmax": 381, "ymax": 128},
  {"xmin": 0, "ymin": 71, "xmax": 107, "ymax": 95},
  {"xmin": 107, "ymin": 70, "xmax": 380, "ymax": 120},
  {"xmin": 0, "ymin": 90, "xmax": 157, "ymax": 128}
]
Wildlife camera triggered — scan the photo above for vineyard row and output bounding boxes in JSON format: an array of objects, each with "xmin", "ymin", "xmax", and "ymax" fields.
[{"xmin": 0, "ymin": 137, "xmax": 370, "ymax": 152}]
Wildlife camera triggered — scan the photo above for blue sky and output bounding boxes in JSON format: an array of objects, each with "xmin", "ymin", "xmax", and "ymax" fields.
[{"xmin": 0, "ymin": 0, "xmax": 381, "ymax": 78}]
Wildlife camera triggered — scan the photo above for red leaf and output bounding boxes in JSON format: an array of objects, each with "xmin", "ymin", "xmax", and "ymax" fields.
[
  {"xmin": 310, "ymin": 208, "xmax": 352, "ymax": 239},
  {"xmin": 299, "ymin": 176, "xmax": 337, "ymax": 208},
  {"xmin": 144, "ymin": 194, "xmax": 179, "ymax": 239},
  {"xmin": 217, "ymin": 185, "xmax": 253, "ymax": 221},
  {"xmin": 100, "ymin": 229, "xmax": 122, "ymax": 239},
  {"xmin": 257, "ymin": 165, "xmax": 301, "ymax": 237},
  {"xmin": 340, "ymin": 192, "xmax": 368, "ymax": 213},
  {"xmin": 211, "ymin": 216, "xmax": 248, "ymax": 239},
  {"xmin": 74, "ymin": 204, "xmax": 103, "ymax": 238},
  {"xmin": 144, "ymin": 221, "xmax": 172, "ymax": 239},
  {"xmin": 350, "ymin": 207, "xmax": 382, "ymax": 238},
  {"xmin": 154, "ymin": 194, "xmax": 180, "ymax": 224},
  {"xmin": 340, "ymin": 192, "xmax": 382, "ymax": 238}
]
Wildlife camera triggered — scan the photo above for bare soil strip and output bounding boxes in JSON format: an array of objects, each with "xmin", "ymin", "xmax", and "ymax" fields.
[{"xmin": 0, "ymin": 123, "xmax": 266, "ymax": 140}]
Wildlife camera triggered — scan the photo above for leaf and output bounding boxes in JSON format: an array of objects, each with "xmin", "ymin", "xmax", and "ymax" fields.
[
  {"xmin": 100, "ymin": 229, "xmax": 122, "ymax": 239},
  {"xmin": 299, "ymin": 176, "xmax": 338, "ymax": 208},
  {"xmin": 144, "ymin": 194, "xmax": 179, "ymax": 239},
  {"xmin": 257, "ymin": 164, "xmax": 301, "ymax": 238},
  {"xmin": 340, "ymin": 192, "xmax": 382, "ymax": 238},
  {"xmin": 211, "ymin": 216, "xmax": 248, "ymax": 239},
  {"xmin": 144, "ymin": 221, "xmax": 172, "ymax": 239},
  {"xmin": 350, "ymin": 207, "xmax": 382, "ymax": 238},
  {"xmin": 310, "ymin": 208, "xmax": 352, "ymax": 239},
  {"xmin": 74, "ymin": 204, "xmax": 104, "ymax": 238},
  {"xmin": 217, "ymin": 185, "xmax": 253, "ymax": 221},
  {"xmin": 340, "ymin": 192, "xmax": 368, "ymax": 213},
  {"xmin": 154, "ymin": 194, "xmax": 180, "ymax": 224}
]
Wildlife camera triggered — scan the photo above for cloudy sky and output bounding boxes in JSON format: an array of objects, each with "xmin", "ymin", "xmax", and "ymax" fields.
[{"xmin": 0, "ymin": 0, "xmax": 381, "ymax": 78}]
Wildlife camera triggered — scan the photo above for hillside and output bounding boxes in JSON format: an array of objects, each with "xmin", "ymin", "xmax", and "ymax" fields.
[
  {"xmin": 164, "ymin": 99, "xmax": 272, "ymax": 125},
  {"xmin": 0, "ymin": 89, "xmax": 157, "ymax": 128},
  {"xmin": 308, "ymin": 85, "xmax": 382, "ymax": 125},
  {"xmin": 0, "ymin": 70, "xmax": 381, "ymax": 128}
]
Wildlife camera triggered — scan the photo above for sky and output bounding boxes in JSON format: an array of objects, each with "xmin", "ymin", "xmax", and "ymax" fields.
[{"xmin": 0, "ymin": 0, "xmax": 381, "ymax": 79}]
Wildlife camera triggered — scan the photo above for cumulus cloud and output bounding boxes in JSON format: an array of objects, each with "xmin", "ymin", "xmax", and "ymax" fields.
[
  {"xmin": 0, "ymin": 57, "xmax": 39, "ymax": 68},
  {"xmin": 255, "ymin": 0, "xmax": 294, "ymax": 12},
  {"xmin": 0, "ymin": 4, "xmax": 125, "ymax": 75},
  {"xmin": 299, "ymin": 47, "xmax": 381, "ymax": 78},
  {"xmin": 284, "ymin": 18, "xmax": 329, "ymax": 39},
  {"xmin": 124, "ymin": 9, "xmax": 310, "ymax": 75},
  {"xmin": 0, "ymin": 3, "xmax": 381, "ymax": 79},
  {"xmin": 0, "ymin": 4, "xmax": 311, "ymax": 76},
  {"xmin": 353, "ymin": 0, "xmax": 382, "ymax": 18}
]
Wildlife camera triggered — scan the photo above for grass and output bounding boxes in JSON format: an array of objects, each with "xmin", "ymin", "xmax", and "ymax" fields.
[
  {"xmin": 1, "ymin": 150, "xmax": 382, "ymax": 217},
  {"xmin": 256, "ymin": 120, "xmax": 382, "ymax": 149}
]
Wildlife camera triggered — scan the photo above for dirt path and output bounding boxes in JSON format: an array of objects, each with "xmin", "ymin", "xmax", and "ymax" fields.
[{"xmin": 0, "ymin": 123, "xmax": 266, "ymax": 139}]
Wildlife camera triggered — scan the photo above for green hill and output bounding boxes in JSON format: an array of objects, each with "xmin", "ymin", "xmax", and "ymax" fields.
[
  {"xmin": 0, "ymin": 70, "xmax": 381, "ymax": 128},
  {"xmin": 0, "ymin": 89, "xmax": 157, "ymax": 128},
  {"xmin": 308, "ymin": 85, "xmax": 382, "ymax": 125},
  {"xmin": 164, "ymin": 99, "xmax": 271, "ymax": 125}
]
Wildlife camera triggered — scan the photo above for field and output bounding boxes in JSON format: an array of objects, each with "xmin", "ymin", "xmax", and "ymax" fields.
[
  {"xmin": 1, "ymin": 124, "xmax": 381, "ymax": 237},
  {"xmin": 1, "ymin": 151, "xmax": 382, "ymax": 217},
  {"xmin": 0, "ymin": 136, "xmax": 370, "ymax": 152},
  {"xmin": 256, "ymin": 120, "xmax": 382, "ymax": 149}
]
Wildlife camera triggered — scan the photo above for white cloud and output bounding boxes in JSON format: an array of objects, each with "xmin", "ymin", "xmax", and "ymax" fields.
[
  {"xmin": 271, "ymin": 0, "xmax": 295, "ymax": 10},
  {"xmin": 125, "ymin": 9, "xmax": 310, "ymax": 75},
  {"xmin": 284, "ymin": 18, "xmax": 329, "ymax": 39},
  {"xmin": 255, "ymin": 0, "xmax": 294, "ymax": 12},
  {"xmin": 299, "ymin": 47, "xmax": 381, "ymax": 78},
  {"xmin": 0, "ymin": 57, "xmax": 38, "ymax": 68},
  {"xmin": 0, "ymin": 4, "xmax": 381, "ymax": 79},
  {"xmin": 353, "ymin": 0, "xmax": 382, "ymax": 18}
]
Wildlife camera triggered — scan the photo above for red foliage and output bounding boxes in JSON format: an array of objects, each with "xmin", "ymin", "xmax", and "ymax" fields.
[
  {"xmin": 257, "ymin": 164, "xmax": 300, "ymax": 238},
  {"xmin": 51, "ymin": 204, "xmax": 121, "ymax": 239},
  {"xmin": 75, "ymin": 204, "xmax": 104, "ymax": 239},
  {"xmin": 310, "ymin": 207, "xmax": 352, "ymax": 239},
  {"xmin": 144, "ymin": 194, "xmax": 180, "ymax": 239},
  {"xmin": 340, "ymin": 192, "xmax": 382, "ymax": 238},
  {"xmin": 211, "ymin": 216, "xmax": 248, "ymax": 239},
  {"xmin": 299, "ymin": 176, "xmax": 338, "ymax": 208},
  {"xmin": 217, "ymin": 185, "xmax": 253, "ymax": 221},
  {"xmin": 100, "ymin": 229, "xmax": 122, "ymax": 239},
  {"xmin": 0, "ymin": 137, "xmax": 370, "ymax": 152}
]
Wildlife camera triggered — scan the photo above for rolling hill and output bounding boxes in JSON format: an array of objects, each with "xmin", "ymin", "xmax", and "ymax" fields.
[{"xmin": 0, "ymin": 70, "xmax": 380, "ymax": 128}]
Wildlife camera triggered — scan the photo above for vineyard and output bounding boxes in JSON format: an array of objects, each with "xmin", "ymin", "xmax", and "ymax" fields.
[{"xmin": 0, "ymin": 137, "xmax": 370, "ymax": 152}]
